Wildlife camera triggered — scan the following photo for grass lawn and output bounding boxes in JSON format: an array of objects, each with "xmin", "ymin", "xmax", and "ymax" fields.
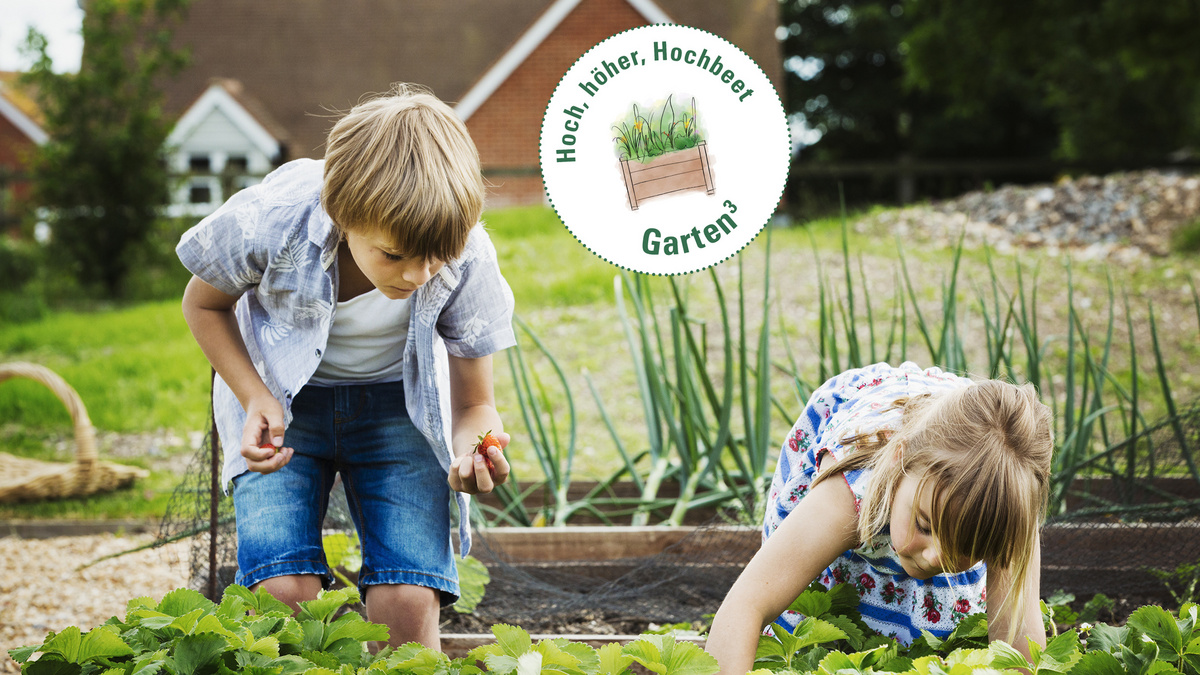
[{"xmin": 1, "ymin": 204, "xmax": 1198, "ymax": 520}]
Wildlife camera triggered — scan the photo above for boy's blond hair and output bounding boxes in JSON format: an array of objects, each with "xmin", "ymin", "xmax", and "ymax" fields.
[
  {"xmin": 812, "ymin": 379, "xmax": 1053, "ymax": 643},
  {"xmin": 322, "ymin": 83, "xmax": 484, "ymax": 262}
]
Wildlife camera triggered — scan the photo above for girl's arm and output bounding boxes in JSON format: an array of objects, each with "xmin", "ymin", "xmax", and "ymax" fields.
[
  {"xmin": 706, "ymin": 475, "xmax": 860, "ymax": 675},
  {"xmin": 181, "ymin": 275, "xmax": 293, "ymax": 473},
  {"xmin": 446, "ymin": 353, "xmax": 511, "ymax": 494},
  {"xmin": 986, "ymin": 535, "xmax": 1046, "ymax": 662}
]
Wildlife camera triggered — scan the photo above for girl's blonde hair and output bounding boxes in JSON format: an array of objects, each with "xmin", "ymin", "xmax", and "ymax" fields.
[
  {"xmin": 322, "ymin": 83, "xmax": 484, "ymax": 262},
  {"xmin": 812, "ymin": 379, "xmax": 1053, "ymax": 642}
]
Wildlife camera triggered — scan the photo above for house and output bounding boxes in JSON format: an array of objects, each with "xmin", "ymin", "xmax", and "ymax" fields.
[
  {"xmin": 0, "ymin": 72, "xmax": 47, "ymax": 231},
  {"xmin": 164, "ymin": 78, "xmax": 288, "ymax": 217},
  {"xmin": 160, "ymin": 0, "xmax": 781, "ymax": 212}
]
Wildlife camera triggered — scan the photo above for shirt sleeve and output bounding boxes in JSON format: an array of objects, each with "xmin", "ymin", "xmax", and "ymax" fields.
[
  {"xmin": 437, "ymin": 227, "xmax": 517, "ymax": 359},
  {"xmin": 175, "ymin": 185, "xmax": 269, "ymax": 298}
]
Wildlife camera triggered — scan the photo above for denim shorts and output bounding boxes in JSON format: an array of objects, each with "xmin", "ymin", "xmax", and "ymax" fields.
[{"xmin": 231, "ymin": 381, "xmax": 459, "ymax": 605}]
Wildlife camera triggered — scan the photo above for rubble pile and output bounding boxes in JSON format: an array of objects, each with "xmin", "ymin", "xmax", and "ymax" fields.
[{"xmin": 864, "ymin": 171, "xmax": 1200, "ymax": 258}]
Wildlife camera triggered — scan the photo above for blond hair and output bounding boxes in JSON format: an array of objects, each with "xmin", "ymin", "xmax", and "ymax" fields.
[
  {"xmin": 812, "ymin": 379, "xmax": 1053, "ymax": 642},
  {"xmin": 322, "ymin": 83, "xmax": 484, "ymax": 261}
]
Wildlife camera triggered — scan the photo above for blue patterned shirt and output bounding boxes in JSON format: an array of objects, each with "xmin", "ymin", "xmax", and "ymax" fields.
[
  {"xmin": 176, "ymin": 158, "xmax": 516, "ymax": 555},
  {"xmin": 764, "ymin": 362, "xmax": 986, "ymax": 643}
]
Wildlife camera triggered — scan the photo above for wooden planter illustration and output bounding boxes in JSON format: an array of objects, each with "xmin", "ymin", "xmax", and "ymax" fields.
[{"xmin": 619, "ymin": 142, "xmax": 714, "ymax": 210}]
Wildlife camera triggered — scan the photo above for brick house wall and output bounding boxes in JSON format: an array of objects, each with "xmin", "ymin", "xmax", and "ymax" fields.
[
  {"xmin": 466, "ymin": 0, "xmax": 648, "ymax": 207},
  {"xmin": 0, "ymin": 114, "xmax": 35, "ymax": 213}
]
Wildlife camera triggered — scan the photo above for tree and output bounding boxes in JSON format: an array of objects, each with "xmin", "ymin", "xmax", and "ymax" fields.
[
  {"xmin": 903, "ymin": 0, "xmax": 1200, "ymax": 162},
  {"xmin": 21, "ymin": 0, "xmax": 189, "ymax": 296}
]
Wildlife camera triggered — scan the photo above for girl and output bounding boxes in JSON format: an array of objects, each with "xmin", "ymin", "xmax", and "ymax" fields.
[{"xmin": 706, "ymin": 362, "xmax": 1053, "ymax": 674}]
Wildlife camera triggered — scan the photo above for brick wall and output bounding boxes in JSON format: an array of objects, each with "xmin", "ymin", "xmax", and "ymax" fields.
[
  {"xmin": 467, "ymin": 0, "xmax": 647, "ymax": 207},
  {"xmin": 0, "ymin": 115, "xmax": 35, "ymax": 206}
]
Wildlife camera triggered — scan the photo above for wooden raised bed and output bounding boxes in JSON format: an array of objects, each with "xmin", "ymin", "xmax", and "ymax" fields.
[{"xmin": 619, "ymin": 142, "xmax": 714, "ymax": 210}]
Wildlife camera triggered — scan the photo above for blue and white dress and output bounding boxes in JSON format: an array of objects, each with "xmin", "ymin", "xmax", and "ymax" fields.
[{"xmin": 764, "ymin": 362, "xmax": 987, "ymax": 643}]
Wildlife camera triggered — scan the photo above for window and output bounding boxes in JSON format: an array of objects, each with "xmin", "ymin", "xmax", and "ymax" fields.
[
  {"xmin": 189, "ymin": 155, "xmax": 211, "ymax": 172},
  {"xmin": 189, "ymin": 183, "xmax": 212, "ymax": 204},
  {"xmin": 226, "ymin": 155, "xmax": 248, "ymax": 172}
]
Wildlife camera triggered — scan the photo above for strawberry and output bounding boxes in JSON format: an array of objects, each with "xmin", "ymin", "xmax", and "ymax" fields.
[
  {"xmin": 474, "ymin": 430, "xmax": 500, "ymax": 472},
  {"xmin": 259, "ymin": 443, "xmax": 277, "ymax": 456}
]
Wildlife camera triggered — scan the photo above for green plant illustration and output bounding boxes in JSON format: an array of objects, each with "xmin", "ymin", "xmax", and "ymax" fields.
[{"xmin": 612, "ymin": 95, "xmax": 704, "ymax": 163}]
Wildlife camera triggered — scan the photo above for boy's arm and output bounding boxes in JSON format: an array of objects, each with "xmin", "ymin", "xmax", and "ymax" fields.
[
  {"xmin": 446, "ymin": 353, "xmax": 511, "ymax": 494},
  {"xmin": 706, "ymin": 475, "xmax": 859, "ymax": 675},
  {"xmin": 182, "ymin": 275, "xmax": 293, "ymax": 473}
]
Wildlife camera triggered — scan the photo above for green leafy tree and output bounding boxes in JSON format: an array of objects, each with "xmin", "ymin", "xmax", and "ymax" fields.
[
  {"xmin": 21, "ymin": 0, "xmax": 189, "ymax": 296},
  {"xmin": 904, "ymin": 0, "xmax": 1200, "ymax": 162},
  {"xmin": 780, "ymin": 0, "xmax": 1059, "ymax": 164}
]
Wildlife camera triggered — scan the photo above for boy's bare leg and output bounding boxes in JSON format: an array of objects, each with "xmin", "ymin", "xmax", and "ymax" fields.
[
  {"xmin": 365, "ymin": 584, "xmax": 441, "ymax": 650},
  {"xmin": 255, "ymin": 574, "xmax": 323, "ymax": 614}
]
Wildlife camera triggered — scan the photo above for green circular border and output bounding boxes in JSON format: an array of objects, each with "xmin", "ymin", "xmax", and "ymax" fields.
[{"xmin": 538, "ymin": 23, "xmax": 792, "ymax": 277}]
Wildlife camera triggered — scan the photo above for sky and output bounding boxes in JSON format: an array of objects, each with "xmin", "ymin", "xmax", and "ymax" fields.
[{"xmin": 0, "ymin": 0, "xmax": 84, "ymax": 73}]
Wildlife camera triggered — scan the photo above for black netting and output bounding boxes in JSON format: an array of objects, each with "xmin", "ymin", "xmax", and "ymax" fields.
[{"xmin": 157, "ymin": 398, "xmax": 1200, "ymax": 627}]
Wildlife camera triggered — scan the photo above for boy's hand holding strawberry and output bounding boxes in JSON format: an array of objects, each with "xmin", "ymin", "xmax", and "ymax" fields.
[
  {"xmin": 240, "ymin": 392, "xmax": 294, "ymax": 474},
  {"xmin": 449, "ymin": 429, "xmax": 510, "ymax": 494}
]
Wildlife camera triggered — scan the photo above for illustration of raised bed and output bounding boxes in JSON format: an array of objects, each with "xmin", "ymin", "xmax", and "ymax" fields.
[{"xmin": 612, "ymin": 95, "xmax": 714, "ymax": 210}]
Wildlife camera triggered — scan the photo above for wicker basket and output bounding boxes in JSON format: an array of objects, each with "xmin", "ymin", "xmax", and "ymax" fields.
[{"xmin": 0, "ymin": 362, "xmax": 148, "ymax": 503}]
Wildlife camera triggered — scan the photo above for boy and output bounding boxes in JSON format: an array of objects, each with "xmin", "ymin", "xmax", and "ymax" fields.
[{"xmin": 176, "ymin": 84, "xmax": 515, "ymax": 650}]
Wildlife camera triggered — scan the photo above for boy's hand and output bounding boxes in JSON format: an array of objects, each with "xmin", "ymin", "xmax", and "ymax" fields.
[
  {"xmin": 241, "ymin": 394, "xmax": 293, "ymax": 474},
  {"xmin": 448, "ymin": 431, "xmax": 510, "ymax": 494}
]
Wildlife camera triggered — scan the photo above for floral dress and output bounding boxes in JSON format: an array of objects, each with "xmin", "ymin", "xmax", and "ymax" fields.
[{"xmin": 763, "ymin": 362, "xmax": 987, "ymax": 644}]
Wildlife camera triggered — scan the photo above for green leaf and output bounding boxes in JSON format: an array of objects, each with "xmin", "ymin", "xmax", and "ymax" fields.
[
  {"xmin": 824, "ymin": 614, "xmax": 866, "ymax": 651},
  {"xmin": 753, "ymin": 635, "xmax": 786, "ymax": 662},
  {"xmin": 493, "ymin": 624, "xmax": 534, "ymax": 658},
  {"xmin": 42, "ymin": 627, "xmax": 83, "ymax": 663},
  {"xmin": 173, "ymin": 633, "xmax": 229, "ymax": 675},
  {"xmin": 300, "ymin": 650, "xmax": 340, "ymax": 670},
  {"xmin": 25, "ymin": 658, "xmax": 82, "ymax": 675},
  {"xmin": 168, "ymin": 609, "xmax": 206, "ymax": 635},
  {"xmin": 192, "ymin": 614, "xmax": 238, "ymax": 639},
  {"xmin": 297, "ymin": 591, "xmax": 351, "ymax": 624},
  {"xmin": 299, "ymin": 668, "xmax": 339, "ymax": 675},
  {"xmin": 1040, "ymin": 630, "xmax": 1083, "ymax": 671},
  {"xmin": 77, "ymin": 625, "xmax": 135, "ymax": 663},
  {"xmin": 216, "ymin": 594, "xmax": 250, "ymax": 621},
  {"xmin": 623, "ymin": 638, "xmax": 668, "ymax": 675},
  {"xmin": 299, "ymin": 621, "xmax": 326, "ymax": 652},
  {"xmin": 323, "ymin": 637, "xmax": 366, "ymax": 667},
  {"xmin": 273, "ymin": 655, "xmax": 320, "ymax": 675},
  {"xmin": 322, "ymin": 613, "xmax": 389, "ymax": 648},
  {"xmin": 8, "ymin": 644, "xmax": 39, "ymax": 664},
  {"xmin": 824, "ymin": 584, "xmax": 864, "ymax": 618},
  {"xmin": 157, "ymin": 589, "xmax": 216, "ymax": 618},
  {"xmin": 453, "ymin": 556, "xmax": 492, "ymax": 614},
  {"xmin": 248, "ymin": 636, "xmax": 281, "ymax": 659},
  {"xmin": 557, "ymin": 639, "xmax": 601, "ymax": 673},
  {"xmin": 787, "ymin": 590, "xmax": 833, "ymax": 619},
  {"xmin": 660, "ymin": 640, "xmax": 718, "ymax": 675},
  {"xmin": 816, "ymin": 651, "xmax": 857, "ymax": 675},
  {"xmin": 988, "ymin": 641, "xmax": 1031, "ymax": 671},
  {"xmin": 1128, "ymin": 606, "xmax": 1184, "ymax": 656},
  {"xmin": 1086, "ymin": 624, "xmax": 1128, "ymax": 653},
  {"xmin": 791, "ymin": 618, "xmax": 848, "ymax": 651},
  {"xmin": 1067, "ymin": 651, "xmax": 1129, "ymax": 675},
  {"xmin": 484, "ymin": 654, "xmax": 521, "ymax": 675},
  {"xmin": 598, "ymin": 643, "xmax": 635, "ymax": 675}
]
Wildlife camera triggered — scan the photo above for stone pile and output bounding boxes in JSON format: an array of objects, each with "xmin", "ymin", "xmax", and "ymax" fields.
[{"xmin": 862, "ymin": 170, "xmax": 1200, "ymax": 259}]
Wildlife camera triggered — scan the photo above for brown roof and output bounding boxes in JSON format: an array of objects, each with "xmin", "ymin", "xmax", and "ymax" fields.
[
  {"xmin": 0, "ymin": 71, "xmax": 44, "ymax": 127},
  {"xmin": 159, "ymin": 0, "xmax": 781, "ymax": 160}
]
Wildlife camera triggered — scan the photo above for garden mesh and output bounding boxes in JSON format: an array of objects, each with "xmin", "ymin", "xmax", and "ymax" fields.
[{"xmin": 158, "ymin": 398, "xmax": 1200, "ymax": 628}]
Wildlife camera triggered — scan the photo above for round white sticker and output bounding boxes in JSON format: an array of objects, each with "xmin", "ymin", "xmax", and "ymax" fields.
[{"xmin": 540, "ymin": 24, "xmax": 790, "ymax": 275}]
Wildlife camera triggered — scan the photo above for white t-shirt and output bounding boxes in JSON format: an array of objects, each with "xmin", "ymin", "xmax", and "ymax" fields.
[{"xmin": 309, "ymin": 288, "xmax": 410, "ymax": 385}]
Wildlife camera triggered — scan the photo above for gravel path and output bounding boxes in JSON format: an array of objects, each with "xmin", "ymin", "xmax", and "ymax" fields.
[{"xmin": 0, "ymin": 534, "xmax": 191, "ymax": 673}]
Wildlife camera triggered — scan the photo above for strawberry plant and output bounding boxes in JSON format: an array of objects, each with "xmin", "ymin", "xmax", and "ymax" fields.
[{"xmin": 12, "ymin": 582, "xmax": 1200, "ymax": 675}]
